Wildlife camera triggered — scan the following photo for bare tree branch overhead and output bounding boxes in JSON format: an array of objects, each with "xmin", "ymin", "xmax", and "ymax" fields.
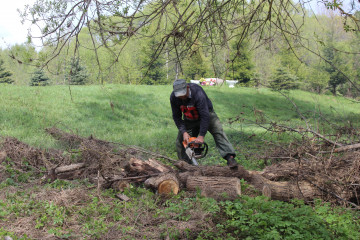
[{"xmin": 19, "ymin": 0, "xmax": 360, "ymax": 84}]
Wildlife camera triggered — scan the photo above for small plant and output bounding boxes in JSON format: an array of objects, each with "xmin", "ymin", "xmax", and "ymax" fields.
[{"xmin": 208, "ymin": 196, "xmax": 360, "ymax": 239}]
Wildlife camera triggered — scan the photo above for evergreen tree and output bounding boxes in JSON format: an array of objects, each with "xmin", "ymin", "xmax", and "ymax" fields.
[
  {"xmin": 182, "ymin": 44, "xmax": 208, "ymax": 80},
  {"xmin": 226, "ymin": 41, "xmax": 253, "ymax": 84},
  {"xmin": 141, "ymin": 39, "xmax": 166, "ymax": 85},
  {"xmin": 323, "ymin": 40, "xmax": 347, "ymax": 95},
  {"xmin": 0, "ymin": 59, "xmax": 13, "ymax": 84},
  {"xmin": 65, "ymin": 57, "xmax": 89, "ymax": 85},
  {"xmin": 30, "ymin": 68, "xmax": 50, "ymax": 86},
  {"xmin": 269, "ymin": 67, "xmax": 298, "ymax": 91}
]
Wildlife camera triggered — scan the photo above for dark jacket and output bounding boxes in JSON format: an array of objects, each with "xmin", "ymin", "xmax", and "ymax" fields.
[{"xmin": 170, "ymin": 83, "xmax": 214, "ymax": 136}]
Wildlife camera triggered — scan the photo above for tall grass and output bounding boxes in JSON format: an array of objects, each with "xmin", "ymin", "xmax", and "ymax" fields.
[{"xmin": 1, "ymin": 84, "xmax": 359, "ymax": 166}]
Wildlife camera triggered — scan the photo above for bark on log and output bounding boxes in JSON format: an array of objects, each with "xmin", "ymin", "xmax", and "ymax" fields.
[
  {"xmin": 174, "ymin": 161, "xmax": 252, "ymax": 181},
  {"xmin": 144, "ymin": 173, "xmax": 179, "ymax": 196},
  {"xmin": 175, "ymin": 161, "xmax": 321, "ymax": 201},
  {"xmin": 249, "ymin": 173, "xmax": 322, "ymax": 201},
  {"xmin": 334, "ymin": 143, "xmax": 360, "ymax": 153},
  {"xmin": 55, "ymin": 163, "xmax": 86, "ymax": 174},
  {"xmin": 186, "ymin": 176, "xmax": 241, "ymax": 199},
  {"xmin": 125, "ymin": 158, "xmax": 173, "ymax": 176}
]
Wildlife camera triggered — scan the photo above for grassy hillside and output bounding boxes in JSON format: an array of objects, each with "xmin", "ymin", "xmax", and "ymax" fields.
[
  {"xmin": 1, "ymin": 84, "xmax": 359, "ymax": 168},
  {"xmin": 1, "ymin": 84, "xmax": 360, "ymax": 239}
]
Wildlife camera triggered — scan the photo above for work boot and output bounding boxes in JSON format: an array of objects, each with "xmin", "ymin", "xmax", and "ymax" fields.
[{"xmin": 226, "ymin": 156, "xmax": 238, "ymax": 169}]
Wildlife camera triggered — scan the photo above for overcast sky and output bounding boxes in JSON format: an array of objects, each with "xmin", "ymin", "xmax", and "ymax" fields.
[{"xmin": 0, "ymin": 0, "xmax": 36, "ymax": 49}]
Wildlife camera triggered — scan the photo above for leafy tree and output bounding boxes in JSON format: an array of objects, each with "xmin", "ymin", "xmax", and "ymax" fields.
[
  {"xmin": 279, "ymin": 48, "xmax": 299, "ymax": 74},
  {"xmin": 65, "ymin": 58, "xmax": 89, "ymax": 85},
  {"xmin": 226, "ymin": 41, "xmax": 253, "ymax": 84},
  {"xmin": 0, "ymin": 59, "xmax": 13, "ymax": 84},
  {"xmin": 30, "ymin": 68, "xmax": 50, "ymax": 86},
  {"xmin": 269, "ymin": 67, "xmax": 298, "ymax": 91},
  {"xmin": 305, "ymin": 67, "xmax": 329, "ymax": 94}
]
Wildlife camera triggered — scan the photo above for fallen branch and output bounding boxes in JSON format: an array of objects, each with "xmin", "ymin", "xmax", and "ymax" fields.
[{"xmin": 334, "ymin": 143, "xmax": 360, "ymax": 153}]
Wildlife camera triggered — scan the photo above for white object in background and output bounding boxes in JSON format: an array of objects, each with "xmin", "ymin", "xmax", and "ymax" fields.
[
  {"xmin": 225, "ymin": 80, "xmax": 238, "ymax": 88},
  {"xmin": 190, "ymin": 80, "xmax": 200, "ymax": 84}
]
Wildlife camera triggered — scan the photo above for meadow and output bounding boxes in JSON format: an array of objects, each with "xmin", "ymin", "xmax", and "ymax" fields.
[
  {"xmin": 1, "ymin": 84, "xmax": 359, "ymax": 167},
  {"xmin": 1, "ymin": 84, "xmax": 360, "ymax": 239}
]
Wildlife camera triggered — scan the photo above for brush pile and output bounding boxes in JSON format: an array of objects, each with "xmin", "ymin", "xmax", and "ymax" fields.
[{"xmin": 1, "ymin": 127, "xmax": 360, "ymax": 207}]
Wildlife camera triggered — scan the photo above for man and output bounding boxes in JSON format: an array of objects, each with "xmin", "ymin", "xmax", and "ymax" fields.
[{"xmin": 170, "ymin": 79, "xmax": 238, "ymax": 168}]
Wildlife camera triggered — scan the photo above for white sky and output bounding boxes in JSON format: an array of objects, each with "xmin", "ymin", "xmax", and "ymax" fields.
[{"xmin": 0, "ymin": 0, "xmax": 36, "ymax": 49}]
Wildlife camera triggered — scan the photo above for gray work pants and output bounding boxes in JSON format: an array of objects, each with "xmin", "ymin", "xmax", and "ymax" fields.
[{"xmin": 175, "ymin": 111, "xmax": 236, "ymax": 162}]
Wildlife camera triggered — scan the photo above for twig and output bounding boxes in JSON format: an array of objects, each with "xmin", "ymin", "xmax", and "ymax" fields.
[{"xmin": 309, "ymin": 180, "xmax": 359, "ymax": 209}]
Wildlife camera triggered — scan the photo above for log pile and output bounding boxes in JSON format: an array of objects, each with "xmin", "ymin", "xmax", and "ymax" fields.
[{"xmin": 1, "ymin": 127, "xmax": 360, "ymax": 207}]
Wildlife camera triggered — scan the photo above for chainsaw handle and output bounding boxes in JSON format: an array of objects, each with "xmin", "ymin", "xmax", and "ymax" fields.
[
  {"xmin": 186, "ymin": 141, "xmax": 208, "ymax": 158},
  {"xmin": 201, "ymin": 142, "xmax": 208, "ymax": 157}
]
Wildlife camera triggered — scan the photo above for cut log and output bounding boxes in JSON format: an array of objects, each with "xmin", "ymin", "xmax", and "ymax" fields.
[
  {"xmin": 186, "ymin": 176, "xmax": 241, "ymax": 199},
  {"xmin": 174, "ymin": 161, "xmax": 251, "ymax": 181},
  {"xmin": 249, "ymin": 173, "xmax": 321, "ymax": 201},
  {"xmin": 144, "ymin": 173, "xmax": 179, "ymax": 196},
  {"xmin": 175, "ymin": 161, "xmax": 321, "ymax": 201},
  {"xmin": 55, "ymin": 163, "xmax": 86, "ymax": 174}
]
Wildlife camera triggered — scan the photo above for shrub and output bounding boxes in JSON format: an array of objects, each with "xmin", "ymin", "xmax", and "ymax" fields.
[{"xmin": 270, "ymin": 67, "xmax": 298, "ymax": 91}]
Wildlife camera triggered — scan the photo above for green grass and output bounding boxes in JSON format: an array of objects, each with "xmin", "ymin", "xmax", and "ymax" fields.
[
  {"xmin": 1, "ymin": 84, "xmax": 360, "ymax": 239},
  {"xmin": 1, "ymin": 84, "xmax": 359, "ymax": 167}
]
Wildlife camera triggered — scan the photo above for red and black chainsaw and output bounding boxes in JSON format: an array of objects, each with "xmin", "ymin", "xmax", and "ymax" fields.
[{"xmin": 182, "ymin": 137, "xmax": 208, "ymax": 165}]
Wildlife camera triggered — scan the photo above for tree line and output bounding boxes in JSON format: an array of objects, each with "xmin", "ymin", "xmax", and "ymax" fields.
[{"xmin": 0, "ymin": 1, "xmax": 359, "ymax": 97}]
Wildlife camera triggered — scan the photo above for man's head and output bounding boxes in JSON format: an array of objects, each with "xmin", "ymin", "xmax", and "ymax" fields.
[{"xmin": 173, "ymin": 79, "xmax": 189, "ymax": 99}]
